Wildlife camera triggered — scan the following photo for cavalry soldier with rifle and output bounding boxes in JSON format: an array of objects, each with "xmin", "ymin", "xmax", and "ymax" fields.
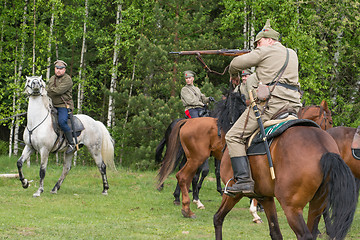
[
  {"xmin": 46, "ymin": 60, "xmax": 77, "ymax": 154},
  {"xmin": 224, "ymin": 19, "xmax": 302, "ymax": 196}
]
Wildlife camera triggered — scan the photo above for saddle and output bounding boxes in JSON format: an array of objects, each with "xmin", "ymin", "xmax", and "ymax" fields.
[
  {"xmin": 247, "ymin": 118, "xmax": 320, "ymax": 156},
  {"xmin": 351, "ymin": 126, "xmax": 360, "ymax": 160},
  {"xmin": 50, "ymin": 107, "xmax": 85, "ymax": 137}
]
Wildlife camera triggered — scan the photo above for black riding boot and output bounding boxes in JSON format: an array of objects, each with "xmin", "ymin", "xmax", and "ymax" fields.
[
  {"xmin": 64, "ymin": 131, "xmax": 76, "ymax": 154},
  {"xmin": 226, "ymin": 156, "xmax": 255, "ymax": 195}
]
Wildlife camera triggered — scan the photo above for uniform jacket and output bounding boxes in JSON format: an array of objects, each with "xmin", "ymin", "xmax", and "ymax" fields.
[
  {"xmin": 46, "ymin": 73, "xmax": 74, "ymax": 109},
  {"xmin": 229, "ymin": 42, "xmax": 301, "ymax": 104},
  {"xmin": 181, "ymin": 84, "xmax": 209, "ymax": 110}
]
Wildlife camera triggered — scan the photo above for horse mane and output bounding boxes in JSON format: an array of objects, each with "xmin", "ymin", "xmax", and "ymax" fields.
[{"xmin": 211, "ymin": 90, "xmax": 247, "ymax": 133}]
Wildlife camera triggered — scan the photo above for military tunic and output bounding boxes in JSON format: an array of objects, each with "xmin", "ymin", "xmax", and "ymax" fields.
[
  {"xmin": 225, "ymin": 42, "xmax": 302, "ymax": 157},
  {"xmin": 181, "ymin": 84, "xmax": 209, "ymax": 110},
  {"xmin": 46, "ymin": 73, "xmax": 74, "ymax": 110}
]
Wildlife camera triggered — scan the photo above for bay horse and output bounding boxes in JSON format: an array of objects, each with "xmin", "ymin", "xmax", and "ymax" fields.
[
  {"xmin": 17, "ymin": 76, "xmax": 115, "ymax": 197},
  {"xmin": 155, "ymin": 118, "xmax": 221, "ymax": 209},
  {"xmin": 157, "ymin": 91, "xmax": 247, "ymax": 218}
]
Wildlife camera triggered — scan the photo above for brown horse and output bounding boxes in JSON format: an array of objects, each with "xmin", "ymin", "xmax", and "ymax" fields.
[
  {"xmin": 297, "ymin": 100, "xmax": 333, "ymax": 130},
  {"xmin": 214, "ymin": 124, "xmax": 356, "ymax": 239}
]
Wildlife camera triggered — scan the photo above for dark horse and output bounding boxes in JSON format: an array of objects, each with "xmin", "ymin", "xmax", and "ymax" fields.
[
  {"xmin": 158, "ymin": 95, "xmax": 357, "ymax": 238},
  {"xmin": 155, "ymin": 118, "xmax": 221, "ymax": 209}
]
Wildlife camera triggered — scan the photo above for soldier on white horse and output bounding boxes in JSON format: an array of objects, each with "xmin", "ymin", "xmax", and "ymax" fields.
[{"xmin": 17, "ymin": 76, "xmax": 115, "ymax": 197}]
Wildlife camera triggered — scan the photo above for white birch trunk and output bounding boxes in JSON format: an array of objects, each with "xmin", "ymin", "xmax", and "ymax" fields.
[
  {"xmin": 107, "ymin": 3, "xmax": 122, "ymax": 128},
  {"xmin": 0, "ymin": 0, "xmax": 6, "ymax": 55},
  {"xmin": 10, "ymin": 0, "xmax": 28, "ymax": 160},
  {"xmin": 32, "ymin": 0, "xmax": 36, "ymax": 75},
  {"xmin": 46, "ymin": 3, "xmax": 55, "ymax": 81},
  {"xmin": 74, "ymin": 0, "xmax": 88, "ymax": 166},
  {"xmin": 76, "ymin": 0, "xmax": 88, "ymax": 115}
]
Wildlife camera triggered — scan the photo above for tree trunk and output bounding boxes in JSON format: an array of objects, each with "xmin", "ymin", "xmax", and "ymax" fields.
[
  {"xmin": 0, "ymin": 0, "xmax": 6, "ymax": 56},
  {"xmin": 76, "ymin": 0, "xmax": 88, "ymax": 115},
  {"xmin": 46, "ymin": 3, "xmax": 55, "ymax": 80},
  {"xmin": 107, "ymin": 3, "xmax": 122, "ymax": 128}
]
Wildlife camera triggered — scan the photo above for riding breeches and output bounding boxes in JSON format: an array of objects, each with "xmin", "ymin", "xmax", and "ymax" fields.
[
  {"xmin": 225, "ymin": 97, "xmax": 302, "ymax": 158},
  {"xmin": 57, "ymin": 107, "xmax": 71, "ymax": 132}
]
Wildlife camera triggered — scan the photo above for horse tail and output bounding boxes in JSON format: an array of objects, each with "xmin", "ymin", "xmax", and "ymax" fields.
[
  {"xmin": 155, "ymin": 138, "xmax": 166, "ymax": 164},
  {"xmin": 156, "ymin": 119, "xmax": 187, "ymax": 189},
  {"xmin": 96, "ymin": 121, "xmax": 116, "ymax": 171},
  {"xmin": 320, "ymin": 152, "xmax": 357, "ymax": 239}
]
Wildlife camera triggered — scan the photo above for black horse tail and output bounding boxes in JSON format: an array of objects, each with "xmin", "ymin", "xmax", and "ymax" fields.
[
  {"xmin": 156, "ymin": 119, "xmax": 187, "ymax": 189},
  {"xmin": 155, "ymin": 137, "xmax": 166, "ymax": 164},
  {"xmin": 321, "ymin": 152, "xmax": 357, "ymax": 239}
]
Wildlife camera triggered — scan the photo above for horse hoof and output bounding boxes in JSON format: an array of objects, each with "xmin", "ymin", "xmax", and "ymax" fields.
[
  {"xmin": 33, "ymin": 192, "xmax": 41, "ymax": 197},
  {"xmin": 181, "ymin": 209, "xmax": 196, "ymax": 218},
  {"xmin": 50, "ymin": 190, "xmax": 57, "ymax": 194},
  {"xmin": 253, "ymin": 219, "xmax": 263, "ymax": 224},
  {"xmin": 22, "ymin": 179, "xmax": 29, "ymax": 189},
  {"xmin": 102, "ymin": 191, "xmax": 108, "ymax": 196},
  {"xmin": 173, "ymin": 200, "xmax": 180, "ymax": 206}
]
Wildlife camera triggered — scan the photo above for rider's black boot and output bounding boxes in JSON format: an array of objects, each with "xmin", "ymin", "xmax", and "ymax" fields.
[
  {"xmin": 64, "ymin": 131, "xmax": 76, "ymax": 154},
  {"xmin": 225, "ymin": 156, "xmax": 255, "ymax": 195}
]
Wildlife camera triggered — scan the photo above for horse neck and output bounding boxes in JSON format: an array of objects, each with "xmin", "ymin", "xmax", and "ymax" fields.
[{"xmin": 27, "ymin": 95, "xmax": 51, "ymax": 128}]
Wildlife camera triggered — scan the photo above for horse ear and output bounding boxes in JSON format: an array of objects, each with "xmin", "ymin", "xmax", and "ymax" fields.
[{"xmin": 321, "ymin": 100, "xmax": 328, "ymax": 110}]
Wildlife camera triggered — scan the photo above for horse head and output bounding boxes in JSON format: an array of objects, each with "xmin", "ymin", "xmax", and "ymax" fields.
[
  {"xmin": 213, "ymin": 90, "xmax": 247, "ymax": 133},
  {"xmin": 298, "ymin": 100, "xmax": 333, "ymax": 130},
  {"xmin": 25, "ymin": 76, "xmax": 46, "ymax": 96}
]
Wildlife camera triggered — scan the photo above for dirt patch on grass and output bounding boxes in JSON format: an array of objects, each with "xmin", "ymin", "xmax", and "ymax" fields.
[{"xmin": 17, "ymin": 227, "xmax": 37, "ymax": 236}]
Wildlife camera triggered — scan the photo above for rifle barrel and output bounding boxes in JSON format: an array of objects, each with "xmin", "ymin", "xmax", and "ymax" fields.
[{"xmin": 169, "ymin": 49, "xmax": 250, "ymax": 56}]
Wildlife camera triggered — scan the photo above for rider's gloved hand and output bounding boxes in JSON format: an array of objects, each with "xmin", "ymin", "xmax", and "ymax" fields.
[{"xmin": 209, "ymin": 97, "xmax": 215, "ymax": 102}]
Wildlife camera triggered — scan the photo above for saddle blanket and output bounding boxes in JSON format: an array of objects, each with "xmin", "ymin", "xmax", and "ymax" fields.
[{"xmin": 247, "ymin": 119, "xmax": 320, "ymax": 156}]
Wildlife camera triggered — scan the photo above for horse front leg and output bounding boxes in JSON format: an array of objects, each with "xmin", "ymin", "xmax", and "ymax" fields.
[
  {"xmin": 193, "ymin": 159, "xmax": 209, "ymax": 209},
  {"xmin": 17, "ymin": 145, "xmax": 34, "ymax": 189},
  {"xmin": 33, "ymin": 150, "xmax": 50, "ymax": 197},
  {"xmin": 51, "ymin": 153, "xmax": 73, "ymax": 194},
  {"xmin": 213, "ymin": 194, "xmax": 243, "ymax": 240},
  {"xmin": 215, "ymin": 158, "xmax": 223, "ymax": 196}
]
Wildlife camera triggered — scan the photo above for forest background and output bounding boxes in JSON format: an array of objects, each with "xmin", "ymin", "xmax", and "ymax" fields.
[{"xmin": 0, "ymin": 0, "xmax": 359, "ymax": 168}]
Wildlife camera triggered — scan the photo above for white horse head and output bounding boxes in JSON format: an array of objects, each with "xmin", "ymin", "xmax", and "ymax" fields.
[{"xmin": 25, "ymin": 76, "xmax": 46, "ymax": 96}]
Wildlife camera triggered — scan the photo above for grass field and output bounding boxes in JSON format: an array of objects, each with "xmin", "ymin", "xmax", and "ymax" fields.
[{"xmin": 0, "ymin": 156, "xmax": 359, "ymax": 239}]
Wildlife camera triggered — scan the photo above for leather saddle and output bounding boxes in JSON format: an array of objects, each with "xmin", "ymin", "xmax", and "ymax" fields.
[
  {"xmin": 247, "ymin": 118, "xmax": 320, "ymax": 156},
  {"xmin": 50, "ymin": 107, "xmax": 85, "ymax": 137}
]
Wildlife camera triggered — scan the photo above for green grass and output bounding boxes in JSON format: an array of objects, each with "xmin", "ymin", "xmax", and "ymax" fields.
[{"xmin": 0, "ymin": 155, "xmax": 359, "ymax": 239}]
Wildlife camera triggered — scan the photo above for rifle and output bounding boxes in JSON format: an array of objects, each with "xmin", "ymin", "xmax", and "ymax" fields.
[{"xmin": 169, "ymin": 49, "xmax": 250, "ymax": 75}]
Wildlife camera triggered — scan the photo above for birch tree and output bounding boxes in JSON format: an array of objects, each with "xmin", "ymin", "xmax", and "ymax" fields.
[
  {"xmin": 9, "ymin": 0, "xmax": 28, "ymax": 157},
  {"xmin": 76, "ymin": 0, "xmax": 88, "ymax": 114},
  {"xmin": 107, "ymin": 3, "xmax": 122, "ymax": 128}
]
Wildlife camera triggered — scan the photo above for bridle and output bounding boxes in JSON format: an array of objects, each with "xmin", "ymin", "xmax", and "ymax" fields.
[{"xmin": 298, "ymin": 105, "xmax": 333, "ymax": 130}]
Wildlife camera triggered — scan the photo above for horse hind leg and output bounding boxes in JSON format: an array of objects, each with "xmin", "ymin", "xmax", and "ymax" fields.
[
  {"xmin": 51, "ymin": 154, "xmax": 73, "ymax": 194},
  {"xmin": 173, "ymin": 183, "xmax": 181, "ymax": 205},
  {"xmin": 281, "ymin": 205, "xmax": 312, "ymax": 240},
  {"xmin": 99, "ymin": 161, "xmax": 109, "ymax": 195}
]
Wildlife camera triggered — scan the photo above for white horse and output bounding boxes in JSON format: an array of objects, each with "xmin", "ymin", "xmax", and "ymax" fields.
[{"xmin": 17, "ymin": 76, "xmax": 115, "ymax": 197}]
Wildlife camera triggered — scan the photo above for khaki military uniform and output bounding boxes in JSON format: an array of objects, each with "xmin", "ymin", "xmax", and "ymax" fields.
[
  {"xmin": 181, "ymin": 84, "xmax": 209, "ymax": 110},
  {"xmin": 226, "ymin": 42, "xmax": 302, "ymax": 157},
  {"xmin": 46, "ymin": 73, "xmax": 74, "ymax": 110}
]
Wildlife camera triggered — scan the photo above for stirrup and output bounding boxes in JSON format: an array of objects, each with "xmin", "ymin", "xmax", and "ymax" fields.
[
  {"xmin": 223, "ymin": 178, "xmax": 237, "ymax": 198},
  {"xmin": 66, "ymin": 145, "xmax": 76, "ymax": 154}
]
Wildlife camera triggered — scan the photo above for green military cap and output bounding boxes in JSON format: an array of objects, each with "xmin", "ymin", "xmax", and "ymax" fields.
[
  {"xmin": 241, "ymin": 69, "xmax": 253, "ymax": 76},
  {"xmin": 184, "ymin": 70, "xmax": 196, "ymax": 79},
  {"xmin": 54, "ymin": 60, "xmax": 67, "ymax": 69},
  {"xmin": 254, "ymin": 19, "xmax": 280, "ymax": 44}
]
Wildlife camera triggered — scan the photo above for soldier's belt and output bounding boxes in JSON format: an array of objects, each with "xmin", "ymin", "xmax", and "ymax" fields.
[{"xmin": 267, "ymin": 82, "xmax": 298, "ymax": 91}]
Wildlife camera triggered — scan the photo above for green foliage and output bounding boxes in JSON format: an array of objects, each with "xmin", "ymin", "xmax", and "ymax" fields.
[{"xmin": 0, "ymin": 0, "xmax": 359, "ymax": 166}]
